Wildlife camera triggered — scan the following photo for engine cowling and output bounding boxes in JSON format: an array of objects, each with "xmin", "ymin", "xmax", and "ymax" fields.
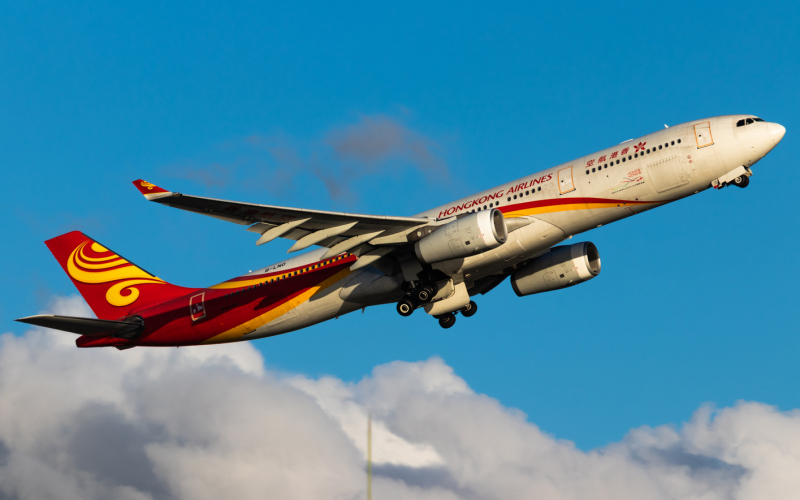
[
  {"xmin": 511, "ymin": 242, "xmax": 601, "ymax": 297},
  {"xmin": 415, "ymin": 209, "xmax": 508, "ymax": 264}
]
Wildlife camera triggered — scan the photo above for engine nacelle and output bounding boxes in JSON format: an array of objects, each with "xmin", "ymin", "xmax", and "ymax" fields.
[
  {"xmin": 415, "ymin": 209, "xmax": 508, "ymax": 264},
  {"xmin": 511, "ymin": 242, "xmax": 601, "ymax": 297}
]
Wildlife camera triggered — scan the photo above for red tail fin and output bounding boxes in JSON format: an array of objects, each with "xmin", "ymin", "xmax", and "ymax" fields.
[{"xmin": 45, "ymin": 231, "xmax": 194, "ymax": 320}]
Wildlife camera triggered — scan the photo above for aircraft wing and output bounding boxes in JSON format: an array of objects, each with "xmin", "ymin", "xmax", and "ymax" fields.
[{"xmin": 133, "ymin": 179, "xmax": 435, "ymax": 261}]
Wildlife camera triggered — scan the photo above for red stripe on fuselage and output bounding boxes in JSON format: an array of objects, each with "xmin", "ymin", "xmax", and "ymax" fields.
[
  {"xmin": 76, "ymin": 254, "xmax": 358, "ymax": 347},
  {"xmin": 498, "ymin": 196, "xmax": 655, "ymax": 214}
]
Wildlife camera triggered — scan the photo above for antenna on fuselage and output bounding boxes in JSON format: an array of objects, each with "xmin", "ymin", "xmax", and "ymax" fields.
[{"xmin": 664, "ymin": 124, "xmax": 669, "ymax": 128}]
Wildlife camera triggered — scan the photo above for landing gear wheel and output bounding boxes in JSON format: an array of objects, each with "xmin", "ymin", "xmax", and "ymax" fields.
[
  {"xmin": 397, "ymin": 299, "xmax": 415, "ymax": 317},
  {"xmin": 461, "ymin": 301, "xmax": 478, "ymax": 318},
  {"xmin": 733, "ymin": 175, "xmax": 750, "ymax": 188},
  {"xmin": 416, "ymin": 284, "xmax": 438, "ymax": 303},
  {"xmin": 438, "ymin": 313, "xmax": 456, "ymax": 329}
]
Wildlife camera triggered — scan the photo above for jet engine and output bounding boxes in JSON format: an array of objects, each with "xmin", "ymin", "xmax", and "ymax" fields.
[
  {"xmin": 415, "ymin": 209, "xmax": 508, "ymax": 264},
  {"xmin": 511, "ymin": 242, "xmax": 601, "ymax": 297}
]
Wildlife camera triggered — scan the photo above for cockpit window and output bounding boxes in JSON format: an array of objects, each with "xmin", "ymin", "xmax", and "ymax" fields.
[{"xmin": 737, "ymin": 117, "xmax": 765, "ymax": 127}]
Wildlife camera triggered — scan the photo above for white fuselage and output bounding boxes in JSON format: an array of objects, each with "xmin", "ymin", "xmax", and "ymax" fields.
[{"xmin": 243, "ymin": 115, "xmax": 785, "ymax": 339}]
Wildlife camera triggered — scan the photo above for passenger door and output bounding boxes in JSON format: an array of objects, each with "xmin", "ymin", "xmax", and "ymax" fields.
[
  {"xmin": 694, "ymin": 121, "xmax": 714, "ymax": 148},
  {"xmin": 558, "ymin": 167, "xmax": 576, "ymax": 194}
]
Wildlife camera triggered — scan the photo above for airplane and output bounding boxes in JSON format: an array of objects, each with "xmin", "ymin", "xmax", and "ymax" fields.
[{"xmin": 17, "ymin": 115, "xmax": 785, "ymax": 349}]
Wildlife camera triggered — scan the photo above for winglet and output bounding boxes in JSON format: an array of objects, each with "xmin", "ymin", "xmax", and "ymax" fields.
[{"xmin": 132, "ymin": 179, "xmax": 172, "ymax": 200}]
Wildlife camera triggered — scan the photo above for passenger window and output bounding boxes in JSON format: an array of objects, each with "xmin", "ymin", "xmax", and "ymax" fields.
[
  {"xmin": 658, "ymin": 145, "xmax": 662, "ymax": 150},
  {"xmin": 507, "ymin": 197, "xmax": 511, "ymax": 202},
  {"xmin": 646, "ymin": 149, "xmax": 650, "ymax": 153},
  {"xmin": 671, "ymin": 141, "xmax": 675, "ymax": 145},
  {"xmin": 634, "ymin": 153, "xmax": 638, "ymax": 158},
  {"xmin": 622, "ymin": 157, "xmax": 626, "ymax": 162},
  {"xmin": 525, "ymin": 190, "xmax": 529, "ymax": 195},
  {"xmin": 677, "ymin": 139, "xmax": 681, "ymax": 143},
  {"xmin": 538, "ymin": 187, "xmax": 541, "ymax": 191},
  {"xmin": 592, "ymin": 168, "xmax": 595, "ymax": 172}
]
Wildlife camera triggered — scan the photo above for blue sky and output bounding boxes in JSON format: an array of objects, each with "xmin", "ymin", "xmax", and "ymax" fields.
[{"xmin": 2, "ymin": 0, "xmax": 798, "ymax": 451}]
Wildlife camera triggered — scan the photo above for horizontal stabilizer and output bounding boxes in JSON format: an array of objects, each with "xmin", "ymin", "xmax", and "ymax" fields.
[{"xmin": 15, "ymin": 315, "xmax": 144, "ymax": 338}]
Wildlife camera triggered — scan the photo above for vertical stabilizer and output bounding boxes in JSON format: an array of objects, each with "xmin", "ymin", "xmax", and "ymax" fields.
[{"xmin": 45, "ymin": 231, "xmax": 195, "ymax": 320}]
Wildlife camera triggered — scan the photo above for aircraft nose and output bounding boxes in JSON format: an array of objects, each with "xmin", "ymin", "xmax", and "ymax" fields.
[{"xmin": 768, "ymin": 122, "xmax": 786, "ymax": 144}]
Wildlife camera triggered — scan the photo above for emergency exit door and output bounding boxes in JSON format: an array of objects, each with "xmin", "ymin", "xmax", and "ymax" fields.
[
  {"xmin": 694, "ymin": 121, "xmax": 714, "ymax": 148},
  {"xmin": 558, "ymin": 167, "xmax": 575, "ymax": 194}
]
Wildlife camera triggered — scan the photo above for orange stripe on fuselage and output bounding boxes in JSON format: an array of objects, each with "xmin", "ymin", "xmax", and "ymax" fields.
[{"xmin": 499, "ymin": 197, "xmax": 659, "ymax": 217}]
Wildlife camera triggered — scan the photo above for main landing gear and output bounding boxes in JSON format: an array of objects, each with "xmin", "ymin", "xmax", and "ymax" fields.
[
  {"xmin": 434, "ymin": 301, "xmax": 478, "ymax": 329},
  {"xmin": 396, "ymin": 280, "xmax": 439, "ymax": 317},
  {"xmin": 398, "ymin": 295, "xmax": 479, "ymax": 330},
  {"xmin": 460, "ymin": 300, "xmax": 478, "ymax": 318},
  {"xmin": 732, "ymin": 175, "xmax": 750, "ymax": 188},
  {"xmin": 396, "ymin": 299, "xmax": 415, "ymax": 317},
  {"xmin": 438, "ymin": 314, "xmax": 456, "ymax": 329}
]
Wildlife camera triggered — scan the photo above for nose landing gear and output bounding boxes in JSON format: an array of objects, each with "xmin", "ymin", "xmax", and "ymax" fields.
[{"xmin": 712, "ymin": 166, "xmax": 752, "ymax": 189}]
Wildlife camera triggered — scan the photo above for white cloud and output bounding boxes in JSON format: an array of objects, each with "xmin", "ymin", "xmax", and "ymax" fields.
[{"xmin": 2, "ymin": 295, "xmax": 800, "ymax": 500}]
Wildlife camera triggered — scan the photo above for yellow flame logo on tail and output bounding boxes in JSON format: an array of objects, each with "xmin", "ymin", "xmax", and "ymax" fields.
[{"xmin": 67, "ymin": 241, "xmax": 164, "ymax": 307}]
